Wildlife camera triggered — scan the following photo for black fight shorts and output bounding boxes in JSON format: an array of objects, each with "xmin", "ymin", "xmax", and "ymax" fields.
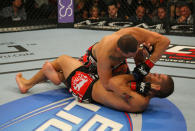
[
  {"xmin": 79, "ymin": 44, "xmax": 97, "ymax": 74},
  {"xmin": 66, "ymin": 66, "xmax": 98, "ymax": 103}
]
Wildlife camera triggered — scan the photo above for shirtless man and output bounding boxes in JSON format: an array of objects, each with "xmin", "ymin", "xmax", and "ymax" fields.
[
  {"xmin": 79, "ymin": 27, "xmax": 170, "ymax": 92},
  {"xmin": 16, "ymin": 55, "xmax": 174, "ymax": 113}
]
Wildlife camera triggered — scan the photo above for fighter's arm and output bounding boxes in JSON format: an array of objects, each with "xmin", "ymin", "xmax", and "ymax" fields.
[
  {"xmin": 95, "ymin": 36, "xmax": 113, "ymax": 91},
  {"xmin": 123, "ymin": 90, "xmax": 150, "ymax": 113},
  {"xmin": 92, "ymin": 74, "xmax": 150, "ymax": 112},
  {"xmin": 118, "ymin": 27, "xmax": 170, "ymax": 63},
  {"xmin": 133, "ymin": 27, "xmax": 170, "ymax": 63},
  {"xmin": 109, "ymin": 74, "xmax": 151, "ymax": 97},
  {"xmin": 126, "ymin": 27, "xmax": 170, "ymax": 81},
  {"xmin": 96, "ymin": 53, "xmax": 113, "ymax": 91},
  {"xmin": 108, "ymin": 74, "xmax": 151, "ymax": 112},
  {"xmin": 96, "ymin": 36, "xmax": 120, "ymax": 91},
  {"xmin": 108, "ymin": 74, "xmax": 134, "ymax": 95}
]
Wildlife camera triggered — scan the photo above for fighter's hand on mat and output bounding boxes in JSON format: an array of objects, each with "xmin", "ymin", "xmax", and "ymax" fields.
[
  {"xmin": 133, "ymin": 59, "xmax": 154, "ymax": 81},
  {"xmin": 130, "ymin": 81, "xmax": 151, "ymax": 96}
]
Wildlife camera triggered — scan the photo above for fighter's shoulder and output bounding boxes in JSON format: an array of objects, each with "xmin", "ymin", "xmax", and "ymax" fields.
[
  {"xmin": 117, "ymin": 27, "xmax": 141, "ymax": 32},
  {"xmin": 101, "ymin": 34, "xmax": 112, "ymax": 40},
  {"xmin": 101, "ymin": 34, "xmax": 119, "ymax": 42}
]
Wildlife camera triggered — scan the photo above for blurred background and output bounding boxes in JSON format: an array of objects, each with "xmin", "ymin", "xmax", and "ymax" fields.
[{"xmin": 0, "ymin": 0, "xmax": 194, "ymax": 36}]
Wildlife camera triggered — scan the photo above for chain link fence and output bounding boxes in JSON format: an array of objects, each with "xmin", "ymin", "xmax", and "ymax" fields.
[
  {"xmin": 0, "ymin": 0, "xmax": 194, "ymax": 36},
  {"xmin": 74, "ymin": 0, "xmax": 194, "ymax": 35},
  {"xmin": 0, "ymin": 0, "xmax": 57, "ymax": 32}
]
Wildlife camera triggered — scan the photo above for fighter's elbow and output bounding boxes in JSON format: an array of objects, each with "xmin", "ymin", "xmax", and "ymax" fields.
[
  {"xmin": 165, "ymin": 37, "xmax": 170, "ymax": 46},
  {"xmin": 124, "ymin": 104, "xmax": 148, "ymax": 113},
  {"xmin": 126, "ymin": 99, "xmax": 149, "ymax": 113},
  {"xmin": 106, "ymin": 78, "xmax": 115, "ymax": 91},
  {"xmin": 161, "ymin": 36, "xmax": 170, "ymax": 46}
]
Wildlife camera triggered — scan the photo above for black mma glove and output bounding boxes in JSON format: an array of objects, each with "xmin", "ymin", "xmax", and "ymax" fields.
[
  {"xmin": 133, "ymin": 59, "xmax": 154, "ymax": 81},
  {"xmin": 130, "ymin": 81, "xmax": 151, "ymax": 96},
  {"xmin": 142, "ymin": 45, "xmax": 154, "ymax": 55}
]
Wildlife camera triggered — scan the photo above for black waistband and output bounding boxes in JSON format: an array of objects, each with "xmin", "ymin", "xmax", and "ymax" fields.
[{"xmin": 88, "ymin": 44, "xmax": 97, "ymax": 62}]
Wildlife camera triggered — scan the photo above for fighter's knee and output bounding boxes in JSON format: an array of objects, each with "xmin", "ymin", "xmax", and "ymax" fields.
[
  {"xmin": 57, "ymin": 55, "xmax": 70, "ymax": 63},
  {"xmin": 53, "ymin": 80, "xmax": 61, "ymax": 85},
  {"xmin": 59, "ymin": 55, "xmax": 68, "ymax": 60}
]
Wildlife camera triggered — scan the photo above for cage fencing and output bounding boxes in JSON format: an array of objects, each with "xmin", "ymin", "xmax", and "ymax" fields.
[{"xmin": 0, "ymin": 0, "xmax": 194, "ymax": 36}]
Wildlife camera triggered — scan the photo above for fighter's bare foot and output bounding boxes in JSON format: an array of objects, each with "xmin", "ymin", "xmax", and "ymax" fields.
[
  {"xmin": 16, "ymin": 73, "xmax": 30, "ymax": 93},
  {"xmin": 42, "ymin": 61, "xmax": 61, "ymax": 85}
]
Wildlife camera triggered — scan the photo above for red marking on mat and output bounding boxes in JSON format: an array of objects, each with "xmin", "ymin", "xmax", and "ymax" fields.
[{"xmin": 125, "ymin": 112, "xmax": 133, "ymax": 131}]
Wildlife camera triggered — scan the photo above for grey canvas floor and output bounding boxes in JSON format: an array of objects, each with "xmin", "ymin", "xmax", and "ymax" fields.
[{"xmin": 0, "ymin": 28, "xmax": 195, "ymax": 131}]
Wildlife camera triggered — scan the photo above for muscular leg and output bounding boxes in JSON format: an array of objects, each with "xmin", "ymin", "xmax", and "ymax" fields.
[
  {"xmin": 42, "ymin": 61, "xmax": 64, "ymax": 85},
  {"xmin": 16, "ymin": 55, "xmax": 82, "ymax": 93},
  {"xmin": 16, "ymin": 60, "xmax": 63, "ymax": 93},
  {"xmin": 49, "ymin": 55, "xmax": 83, "ymax": 81}
]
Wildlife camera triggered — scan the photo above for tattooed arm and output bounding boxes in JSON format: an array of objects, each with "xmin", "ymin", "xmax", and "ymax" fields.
[
  {"xmin": 108, "ymin": 74, "xmax": 150, "ymax": 112},
  {"xmin": 122, "ymin": 92, "xmax": 149, "ymax": 113},
  {"xmin": 92, "ymin": 76, "xmax": 150, "ymax": 113}
]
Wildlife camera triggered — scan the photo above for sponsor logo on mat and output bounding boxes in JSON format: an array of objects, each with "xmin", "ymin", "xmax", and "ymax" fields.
[
  {"xmin": 0, "ymin": 89, "xmax": 186, "ymax": 131},
  {"xmin": 161, "ymin": 44, "xmax": 195, "ymax": 64},
  {"xmin": 0, "ymin": 42, "xmax": 35, "ymax": 59}
]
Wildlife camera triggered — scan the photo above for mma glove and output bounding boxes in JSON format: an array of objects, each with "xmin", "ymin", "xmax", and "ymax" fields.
[
  {"xmin": 133, "ymin": 59, "xmax": 154, "ymax": 81},
  {"xmin": 142, "ymin": 44, "xmax": 154, "ymax": 55},
  {"xmin": 130, "ymin": 81, "xmax": 151, "ymax": 96}
]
